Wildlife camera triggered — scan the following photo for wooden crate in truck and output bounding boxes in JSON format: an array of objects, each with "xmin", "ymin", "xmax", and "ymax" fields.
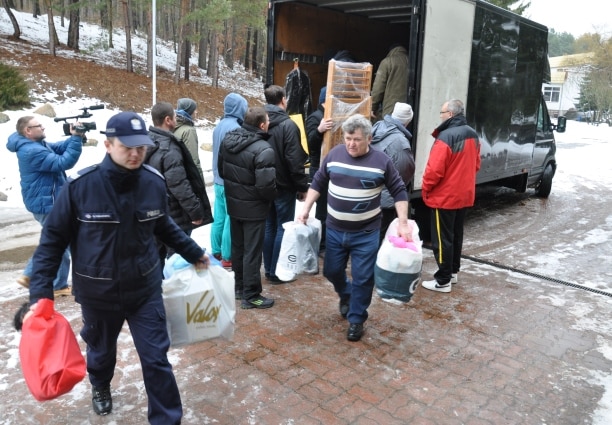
[{"xmin": 321, "ymin": 59, "xmax": 373, "ymax": 157}]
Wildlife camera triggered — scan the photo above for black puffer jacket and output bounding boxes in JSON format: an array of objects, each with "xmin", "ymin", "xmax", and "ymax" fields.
[
  {"xmin": 218, "ymin": 124, "xmax": 276, "ymax": 221},
  {"xmin": 264, "ymin": 104, "xmax": 309, "ymax": 193},
  {"xmin": 305, "ymin": 105, "xmax": 324, "ymax": 171},
  {"xmin": 145, "ymin": 127, "xmax": 213, "ymax": 231}
]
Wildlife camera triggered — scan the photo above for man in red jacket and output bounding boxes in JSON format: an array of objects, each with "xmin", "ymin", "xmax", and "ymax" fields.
[{"xmin": 421, "ymin": 99, "xmax": 481, "ymax": 293}]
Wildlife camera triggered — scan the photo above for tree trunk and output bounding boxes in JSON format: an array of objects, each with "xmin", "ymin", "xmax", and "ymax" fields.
[
  {"xmin": 122, "ymin": 0, "xmax": 133, "ymax": 72},
  {"xmin": 108, "ymin": 0, "xmax": 114, "ymax": 48},
  {"xmin": 43, "ymin": 0, "xmax": 56, "ymax": 56},
  {"xmin": 183, "ymin": 40, "xmax": 190, "ymax": 81},
  {"xmin": 174, "ymin": 32, "xmax": 182, "ymax": 83},
  {"xmin": 146, "ymin": 8, "xmax": 153, "ymax": 78},
  {"xmin": 67, "ymin": 0, "xmax": 80, "ymax": 50},
  {"xmin": 180, "ymin": 0, "xmax": 190, "ymax": 81},
  {"xmin": 206, "ymin": 29, "xmax": 216, "ymax": 77},
  {"xmin": 244, "ymin": 27, "xmax": 251, "ymax": 71},
  {"xmin": 100, "ymin": 0, "xmax": 108, "ymax": 27},
  {"xmin": 229, "ymin": 18, "xmax": 237, "ymax": 70},
  {"xmin": 223, "ymin": 19, "xmax": 230, "ymax": 69},
  {"xmin": 3, "ymin": 0, "xmax": 21, "ymax": 39},
  {"xmin": 208, "ymin": 30, "xmax": 219, "ymax": 85},
  {"xmin": 198, "ymin": 26, "xmax": 208, "ymax": 70},
  {"xmin": 251, "ymin": 28, "xmax": 259, "ymax": 77}
]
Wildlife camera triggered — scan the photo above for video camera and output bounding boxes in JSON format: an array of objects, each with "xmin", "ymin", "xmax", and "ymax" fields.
[{"xmin": 54, "ymin": 104, "xmax": 105, "ymax": 139}]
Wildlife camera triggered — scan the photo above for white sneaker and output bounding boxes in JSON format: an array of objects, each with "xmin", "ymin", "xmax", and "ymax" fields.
[
  {"xmin": 422, "ymin": 280, "xmax": 451, "ymax": 293},
  {"xmin": 451, "ymin": 273, "xmax": 458, "ymax": 284}
]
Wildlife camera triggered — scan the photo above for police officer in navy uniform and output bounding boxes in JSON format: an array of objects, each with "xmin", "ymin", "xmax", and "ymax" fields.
[{"xmin": 25, "ymin": 111, "xmax": 210, "ymax": 424}]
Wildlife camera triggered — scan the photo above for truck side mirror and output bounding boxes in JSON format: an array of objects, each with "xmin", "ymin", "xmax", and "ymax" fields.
[{"xmin": 555, "ymin": 116, "xmax": 567, "ymax": 133}]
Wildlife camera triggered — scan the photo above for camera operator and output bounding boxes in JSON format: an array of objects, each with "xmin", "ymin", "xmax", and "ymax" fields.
[{"xmin": 6, "ymin": 116, "xmax": 85, "ymax": 296}]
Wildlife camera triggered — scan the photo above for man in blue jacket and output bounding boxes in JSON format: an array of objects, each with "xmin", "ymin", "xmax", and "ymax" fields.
[
  {"xmin": 6, "ymin": 116, "xmax": 84, "ymax": 296},
  {"xmin": 25, "ymin": 111, "xmax": 210, "ymax": 423}
]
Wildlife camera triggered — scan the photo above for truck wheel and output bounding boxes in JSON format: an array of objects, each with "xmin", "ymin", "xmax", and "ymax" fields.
[{"xmin": 536, "ymin": 164, "xmax": 554, "ymax": 198}]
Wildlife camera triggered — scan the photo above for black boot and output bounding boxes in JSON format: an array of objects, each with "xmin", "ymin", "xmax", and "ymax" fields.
[{"xmin": 92, "ymin": 386, "xmax": 112, "ymax": 415}]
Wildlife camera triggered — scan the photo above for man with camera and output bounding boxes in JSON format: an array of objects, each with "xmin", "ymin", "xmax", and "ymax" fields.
[{"xmin": 6, "ymin": 116, "xmax": 85, "ymax": 296}]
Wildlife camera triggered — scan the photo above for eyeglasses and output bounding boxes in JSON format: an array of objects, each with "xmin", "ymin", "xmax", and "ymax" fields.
[
  {"xmin": 439, "ymin": 110, "xmax": 450, "ymax": 115},
  {"xmin": 28, "ymin": 124, "xmax": 44, "ymax": 129}
]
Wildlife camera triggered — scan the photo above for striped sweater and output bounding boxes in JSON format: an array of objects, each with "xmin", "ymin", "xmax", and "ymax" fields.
[{"xmin": 311, "ymin": 144, "xmax": 408, "ymax": 232}]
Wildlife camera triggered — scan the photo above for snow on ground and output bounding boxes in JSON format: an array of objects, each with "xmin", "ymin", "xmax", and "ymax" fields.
[
  {"xmin": 3, "ymin": 7, "xmax": 612, "ymax": 423},
  {"xmin": 0, "ymin": 7, "xmax": 265, "ymax": 102}
]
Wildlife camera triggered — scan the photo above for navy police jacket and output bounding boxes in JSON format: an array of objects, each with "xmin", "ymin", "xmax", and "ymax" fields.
[{"xmin": 29, "ymin": 154, "xmax": 204, "ymax": 311}]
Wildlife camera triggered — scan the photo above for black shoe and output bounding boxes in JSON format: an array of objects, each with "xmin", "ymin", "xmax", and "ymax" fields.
[
  {"xmin": 347, "ymin": 323, "xmax": 363, "ymax": 342},
  {"xmin": 339, "ymin": 297, "xmax": 350, "ymax": 318},
  {"xmin": 241, "ymin": 295, "xmax": 275, "ymax": 309},
  {"xmin": 92, "ymin": 386, "xmax": 112, "ymax": 416},
  {"xmin": 267, "ymin": 275, "xmax": 296, "ymax": 285}
]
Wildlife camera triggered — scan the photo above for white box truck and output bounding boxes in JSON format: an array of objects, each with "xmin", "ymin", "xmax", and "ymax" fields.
[{"xmin": 265, "ymin": 0, "xmax": 566, "ymax": 224}]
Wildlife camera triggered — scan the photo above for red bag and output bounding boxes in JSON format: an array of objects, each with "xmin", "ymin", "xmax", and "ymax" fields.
[{"xmin": 19, "ymin": 298, "xmax": 86, "ymax": 401}]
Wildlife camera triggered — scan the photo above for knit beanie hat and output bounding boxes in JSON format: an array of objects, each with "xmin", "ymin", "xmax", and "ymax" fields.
[
  {"xmin": 318, "ymin": 86, "xmax": 327, "ymax": 106},
  {"xmin": 392, "ymin": 102, "xmax": 413, "ymax": 125},
  {"xmin": 177, "ymin": 98, "xmax": 197, "ymax": 116}
]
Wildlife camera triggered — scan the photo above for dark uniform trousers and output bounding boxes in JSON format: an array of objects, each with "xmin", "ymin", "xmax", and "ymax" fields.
[{"xmin": 80, "ymin": 293, "xmax": 182, "ymax": 425}]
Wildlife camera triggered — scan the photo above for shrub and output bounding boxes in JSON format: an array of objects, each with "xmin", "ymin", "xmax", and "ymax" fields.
[{"xmin": 0, "ymin": 63, "xmax": 30, "ymax": 110}]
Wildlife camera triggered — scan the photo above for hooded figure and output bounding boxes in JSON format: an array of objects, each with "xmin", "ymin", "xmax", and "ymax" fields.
[{"xmin": 174, "ymin": 98, "xmax": 203, "ymax": 177}]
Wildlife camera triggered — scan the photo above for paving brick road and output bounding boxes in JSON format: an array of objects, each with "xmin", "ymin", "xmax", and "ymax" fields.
[{"xmin": 1, "ymin": 253, "xmax": 610, "ymax": 424}]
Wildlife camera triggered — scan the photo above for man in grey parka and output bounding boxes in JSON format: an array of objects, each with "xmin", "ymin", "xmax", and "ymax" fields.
[{"xmin": 370, "ymin": 102, "xmax": 415, "ymax": 243}]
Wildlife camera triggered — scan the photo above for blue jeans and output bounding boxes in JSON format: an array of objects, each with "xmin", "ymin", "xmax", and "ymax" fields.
[
  {"xmin": 24, "ymin": 213, "xmax": 71, "ymax": 290},
  {"xmin": 263, "ymin": 189, "xmax": 296, "ymax": 277},
  {"xmin": 323, "ymin": 227, "xmax": 380, "ymax": 324},
  {"xmin": 210, "ymin": 184, "xmax": 232, "ymax": 260}
]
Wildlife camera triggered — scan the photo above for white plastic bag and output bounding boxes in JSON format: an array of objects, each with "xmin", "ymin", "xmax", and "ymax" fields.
[
  {"xmin": 374, "ymin": 218, "xmax": 422, "ymax": 303},
  {"xmin": 162, "ymin": 264, "xmax": 235, "ymax": 346},
  {"xmin": 276, "ymin": 218, "xmax": 322, "ymax": 281}
]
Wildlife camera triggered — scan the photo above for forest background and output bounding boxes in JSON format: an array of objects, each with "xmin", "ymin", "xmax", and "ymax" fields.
[{"xmin": 1, "ymin": 0, "xmax": 611, "ymax": 115}]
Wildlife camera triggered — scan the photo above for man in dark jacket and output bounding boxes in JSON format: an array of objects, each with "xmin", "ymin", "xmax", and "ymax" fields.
[
  {"xmin": 305, "ymin": 86, "xmax": 333, "ymax": 253},
  {"xmin": 421, "ymin": 99, "xmax": 481, "ymax": 293},
  {"xmin": 25, "ymin": 111, "xmax": 210, "ymax": 422},
  {"xmin": 263, "ymin": 85, "xmax": 309, "ymax": 283},
  {"xmin": 370, "ymin": 102, "xmax": 416, "ymax": 244},
  {"xmin": 145, "ymin": 102, "xmax": 213, "ymax": 261},
  {"xmin": 218, "ymin": 106, "xmax": 277, "ymax": 309}
]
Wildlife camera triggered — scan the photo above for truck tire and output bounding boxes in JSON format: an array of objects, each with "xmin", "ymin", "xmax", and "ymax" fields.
[{"xmin": 536, "ymin": 164, "xmax": 554, "ymax": 198}]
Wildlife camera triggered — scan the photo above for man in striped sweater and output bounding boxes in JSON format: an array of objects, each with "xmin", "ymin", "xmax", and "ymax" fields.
[{"xmin": 297, "ymin": 114, "xmax": 413, "ymax": 342}]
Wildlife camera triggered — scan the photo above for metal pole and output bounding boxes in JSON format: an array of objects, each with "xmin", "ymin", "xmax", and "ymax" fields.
[
  {"xmin": 557, "ymin": 84, "xmax": 562, "ymax": 118},
  {"xmin": 152, "ymin": 0, "xmax": 156, "ymax": 106}
]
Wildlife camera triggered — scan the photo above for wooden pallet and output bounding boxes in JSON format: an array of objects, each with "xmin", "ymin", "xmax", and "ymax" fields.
[{"xmin": 321, "ymin": 59, "xmax": 373, "ymax": 158}]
